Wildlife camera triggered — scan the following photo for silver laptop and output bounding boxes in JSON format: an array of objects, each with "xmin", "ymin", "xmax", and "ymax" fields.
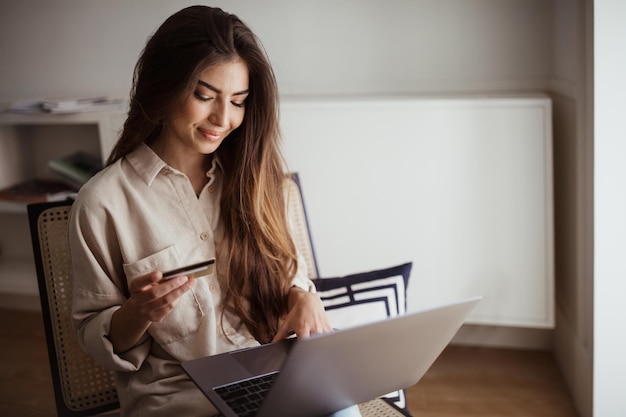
[{"xmin": 182, "ymin": 297, "xmax": 480, "ymax": 417}]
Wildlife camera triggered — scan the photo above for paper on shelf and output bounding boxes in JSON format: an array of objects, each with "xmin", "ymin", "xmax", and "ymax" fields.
[{"xmin": 4, "ymin": 97, "xmax": 126, "ymax": 114}]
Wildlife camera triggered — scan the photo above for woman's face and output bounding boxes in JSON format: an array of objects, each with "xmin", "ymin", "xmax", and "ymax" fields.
[{"xmin": 164, "ymin": 59, "xmax": 249, "ymax": 158}]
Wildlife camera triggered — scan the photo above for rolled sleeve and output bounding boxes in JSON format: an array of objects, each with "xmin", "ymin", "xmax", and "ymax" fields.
[{"xmin": 74, "ymin": 300, "xmax": 149, "ymax": 371}]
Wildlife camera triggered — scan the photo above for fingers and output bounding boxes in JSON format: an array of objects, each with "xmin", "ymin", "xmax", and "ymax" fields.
[
  {"xmin": 272, "ymin": 290, "xmax": 332, "ymax": 343},
  {"xmin": 128, "ymin": 271, "xmax": 195, "ymax": 323},
  {"xmin": 128, "ymin": 270, "xmax": 162, "ymax": 292},
  {"xmin": 272, "ymin": 313, "xmax": 331, "ymax": 343},
  {"xmin": 272, "ymin": 320, "xmax": 292, "ymax": 343}
]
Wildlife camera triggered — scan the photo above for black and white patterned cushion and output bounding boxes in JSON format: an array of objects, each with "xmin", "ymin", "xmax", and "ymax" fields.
[{"xmin": 313, "ymin": 262, "xmax": 412, "ymax": 415}]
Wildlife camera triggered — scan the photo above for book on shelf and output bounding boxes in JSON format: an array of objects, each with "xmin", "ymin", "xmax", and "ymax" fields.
[
  {"xmin": 0, "ymin": 179, "xmax": 78, "ymax": 203},
  {"xmin": 48, "ymin": 152, "xmax": 102, "ymax": 188}
]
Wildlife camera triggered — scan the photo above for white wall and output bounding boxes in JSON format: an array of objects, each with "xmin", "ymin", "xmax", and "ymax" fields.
[
  {"xmin": 594, "ymin": 1, "xmax": 626, "ymax": 415},
  {"xmin": 0, "ymin": 0, "xmax": 551, "ymax": 102}
]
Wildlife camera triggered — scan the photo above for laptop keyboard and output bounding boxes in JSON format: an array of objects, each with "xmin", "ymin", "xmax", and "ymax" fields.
[{"xmin": 214, "ymin": 372, "xmax": 279, "ymax": 417}]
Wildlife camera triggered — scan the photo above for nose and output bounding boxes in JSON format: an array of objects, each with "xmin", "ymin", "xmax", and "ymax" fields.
[{"xmin": 209, "ymin": 100, "xmax": 228, "ymax": 127}]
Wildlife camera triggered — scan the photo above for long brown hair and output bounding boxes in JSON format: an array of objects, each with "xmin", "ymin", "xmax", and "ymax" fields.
[{"xmin": 109, "ymin": 6, "xmax": 297, "ymax": 343}]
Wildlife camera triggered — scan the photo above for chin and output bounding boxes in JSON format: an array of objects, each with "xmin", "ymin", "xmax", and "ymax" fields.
[{"xmin": 199, "ymin": 142, "xmax": 222, "ymax": 155}]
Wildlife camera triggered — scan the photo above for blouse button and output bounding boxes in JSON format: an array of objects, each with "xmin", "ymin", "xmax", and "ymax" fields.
[
  {"xmin": 200, "ymin": 232, "xmax": 209, "ymax": 241},
  {"xmin": 226, "ymin": 328, "xmax": 236, "ymax": 336},
  {"xmin": 208, "ymin": 186, "xmax": 216, "ymax": 193},
  {"xmin": 209, "ymin": 285, "xmax": 217, "ymax": 293}
]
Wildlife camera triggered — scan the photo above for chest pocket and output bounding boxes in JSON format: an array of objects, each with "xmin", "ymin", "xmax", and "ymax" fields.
[
  {"xmin": 123, "ymin": 246, "xmax": 204, "ymax": 345},
  {"xmin": 148, "ymin": 289, "xmax": 204, "ymax": 345}
]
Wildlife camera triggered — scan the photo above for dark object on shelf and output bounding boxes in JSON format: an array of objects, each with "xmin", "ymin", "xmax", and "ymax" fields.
[{"xmin": 0, "ymin": 179, "xmax": 77, "ymax": 203}]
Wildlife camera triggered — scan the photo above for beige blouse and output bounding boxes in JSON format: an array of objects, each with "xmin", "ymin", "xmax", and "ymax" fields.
[{"xmin": 69, "ymin": 143, "xmax": 313, "ymax": 417}]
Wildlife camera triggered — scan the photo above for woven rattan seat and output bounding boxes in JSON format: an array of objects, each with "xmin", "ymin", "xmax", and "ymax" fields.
[
  {"xmin": 285, "ymin": 173, "xmax": 319, "ymax": 279},
  {"xmin": 28, "ymin": 200, "xmax": 120, "ymax": 417}
]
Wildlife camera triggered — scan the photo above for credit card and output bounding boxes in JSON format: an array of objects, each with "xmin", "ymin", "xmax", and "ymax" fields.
[{"xmin": 162, "ymin": 259, "xmax": 215, "ymax": 280}]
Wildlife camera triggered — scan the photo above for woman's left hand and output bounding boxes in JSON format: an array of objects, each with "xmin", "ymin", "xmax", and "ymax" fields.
[{"xmin": 272, "ymin": 287, "xmax": 332, "ymax": 342}]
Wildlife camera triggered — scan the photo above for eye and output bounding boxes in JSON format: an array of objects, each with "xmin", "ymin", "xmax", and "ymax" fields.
[
  {"xmin": 194, "ymin": 91, "xmax": 212, "ymax": 102},
  {"xmin": 231, "ymin": 100, "xmax": 246, "ymax": 108}
]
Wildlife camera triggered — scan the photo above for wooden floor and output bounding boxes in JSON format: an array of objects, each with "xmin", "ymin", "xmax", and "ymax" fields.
[
  {"xmin": 405, "ymin": 345, "xmax": 579, "ymax": 417},
  {"xmin": 0, "ymin": 308, "xmax": 579, "ymax": 417}
]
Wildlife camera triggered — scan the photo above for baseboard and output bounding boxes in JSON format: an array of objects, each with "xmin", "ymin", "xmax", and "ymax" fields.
[
  {"xmin": 451, "ymin": 323, "xmax": 553, "ymax": 350},
  {"xmin": 0, "ymin": 292, "xmax": 40, "ymax": 311}
]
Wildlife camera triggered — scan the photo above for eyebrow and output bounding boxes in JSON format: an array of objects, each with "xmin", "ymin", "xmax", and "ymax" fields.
[{"xmin": 197, "ymin": 80, "xmax": 249, "ymax": 96}]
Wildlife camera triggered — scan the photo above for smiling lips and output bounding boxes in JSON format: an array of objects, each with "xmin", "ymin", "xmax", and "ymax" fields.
[{"xmin": 198, "ymin": 127, "xmax": 223, "ymax": 142}]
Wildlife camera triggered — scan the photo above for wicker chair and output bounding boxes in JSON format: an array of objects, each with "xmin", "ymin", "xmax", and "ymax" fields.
[
  {"xmin": 28, "ymin": 200, "xmax": 119, "ymax": 417},
  {"xmin": 27, "ymin": 174, "xmax": 406, "ymax": 417},
  {"xmin": 285, "ymin": 173, "xmax": 319, "ymax": 279}
]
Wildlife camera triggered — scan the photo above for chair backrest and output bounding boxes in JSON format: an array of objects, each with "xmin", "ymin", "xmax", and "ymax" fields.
[
  {"xmin": 27, "ymin": 200, "xmax": 120, "ymax": 417},
  {"xmin": 285, "ymin": 173, "xmax": 319, "ymax": 278}
]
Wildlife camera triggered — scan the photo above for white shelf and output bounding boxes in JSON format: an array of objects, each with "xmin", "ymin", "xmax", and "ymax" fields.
[
  {"xmin": 0, "ymin": 108, "xmax": 125, "ymax": 309},
  {"xmin": 0, "ymin": 106, "xmax": 125, "ymax": 125}
]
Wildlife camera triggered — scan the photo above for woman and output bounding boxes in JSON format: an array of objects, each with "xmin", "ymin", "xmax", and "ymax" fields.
[{"xmin": 69, "ymin": 6, "xmax": 338, "ymax": 416}]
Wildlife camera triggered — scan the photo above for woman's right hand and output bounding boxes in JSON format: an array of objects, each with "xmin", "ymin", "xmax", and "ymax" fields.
[
  {"xmin": 109, "ymin": 271, "xmax": 195, "ymax": 353},
  {"xmin": 127, "ymin": 272, "xmax": 195, "ymax": 322}
]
